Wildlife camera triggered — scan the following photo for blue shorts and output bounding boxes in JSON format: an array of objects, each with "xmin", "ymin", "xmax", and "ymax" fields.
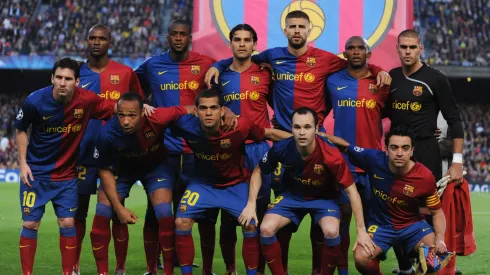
[
  {"xmin": 167, "ymin": 153, "xmax": 195, "ymax": 187},
  {"xmin": 176, "ymin": 182, "xmax": 253, "ymax": 224},
  {"xmin": 338, "ymin": 172, "xmax": 371, "ymax": 205},
  {"xmin": 115, "ymin": 161, "xmax": 174, "ymax": 198},
  {"xmin": 244, "ymin": 141, "xmax": 271, "ymax": 205},
  {"xmin": 77, "ymin": 165, "xmax": 99, "ymax": 195},
  {"xmin": 266, "ymin": 192, "xmax": 340, "ymax": 228},
  {"xmin": 368, "ymin": 220, "xmax": 434, "ymax": 254},
  {"xmin": 20, "ymin": 179, "xmax": 78, "ymax": 221}
]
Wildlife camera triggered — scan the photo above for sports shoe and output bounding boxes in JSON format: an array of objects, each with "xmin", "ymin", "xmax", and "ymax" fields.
[
  {"xmin": 455, "ymin": 267, "xmax": 463, "ymax": 274},
  {"xmin": 143, "ymin": 272, "xmax": 156, "ymax": 275},
  {"xmin": 203, "ymin": 271, "xmax": 216, "ymax": 275},
  {"xmin": 115, "ymin": 270, "xmax": 126, "ymax": 275},
  {"xmin": 72, "ymin": 269, "xmax": 80, "ymax": 275},
  {"xmin": 392, "ymin": 267, "xmax": 400, "ymax": 274}
]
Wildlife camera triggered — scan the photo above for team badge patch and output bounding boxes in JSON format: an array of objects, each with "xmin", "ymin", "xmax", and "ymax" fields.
[
  {"xmin": 180, "ymin": 204, "xmax": 187, "ymax": 212},
  {"xmin": 110, "ymin": 90, "xmax": 120, "ymax": 100},
  {"xmin": 306, "ymin": 57, "xmax": 316, "ymax": 67},
  {"xmin": 110, "ymin": 75, "xmax": 120, "ymax": 85},
  {"xmin": 313, "ymin": 164, "xmax": 324, "ymax": 174},
  {"xmin": 250, "ymin": 91, "xmax": 260, "ymax": 101},
  {"xmin": 220, "ymin": 138, "xmax": 231, "ymax": 148},
  {"xmin": 145, "ymin": 131, "xmax": 156, "ymax": 141},
  {"xmin": 74, "ymin": 109, "xmax": 84, "ymax": 118},
  {"xmin": 413, "ymin": 85, "xmax": 423, "ymax": 96},
  {"xmin": 23, "ymin": 207, "xmax": 30, "ymax": 216},
  {"xmin": 251, "ymin": 76, "xmax": 260, "ymax": 85},
  {"xmin": 368, "ymin": 83, "xmax": 379, "ymax": 93},
  {"xmin": 366, "ymin": 99, "xmax": 376, "ymax": 109},
  {"xmin": 410, "ymin": 102, "xmax": 422, "ymax": 112},
  {"xmin": 403, "ymin": 184, "xmax": 415, "ymax": 196},
  {"xmin": 72, "ymin": 124, "xmax": 82, "ymax": 132},
  {"xmin": 220, "ymin": 153, "xmax": 232, "ymax": 160},
  {"xmin": 191, "ymin": 65, "xmax": 201, "ymax": 75}
]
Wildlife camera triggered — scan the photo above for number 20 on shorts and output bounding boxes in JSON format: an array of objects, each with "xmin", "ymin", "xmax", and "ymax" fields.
[{"xmin": 180, "ymin": 190, "xmax": 200, "ymax": 206}]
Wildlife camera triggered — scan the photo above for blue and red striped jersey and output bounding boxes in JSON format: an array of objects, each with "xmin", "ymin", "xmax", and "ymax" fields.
[
  {"xmin": 260, "ymin": 136, "xmax": 354, "ymax": 200},
  {"xmin": 346, "ymin": 145, "xmax": 441, "ymax": 229},
  {"xmin": 326, "ymin": 68, "xmax": 389, "ymax": 172},
  {"xmin": 78, "ymin": 60, "xmax": 144, "ymax": 166},
  {"xmin": 171, "ymin": 116, "xmax": 265, "ymax": 187},
  {"xmin": 135, "ymin": 51, "xmax": 215, "ymax": 154},
  {"xmin": 15, "ymin": 86, "xmax": 115, "ymax": 181},
  {"xmin": 218, "ymin": 63, "xmax": 272, "ymax": 141},
  {"xmin": 94, "ymin": 107, "xmax": 187, "ymax": 175}
]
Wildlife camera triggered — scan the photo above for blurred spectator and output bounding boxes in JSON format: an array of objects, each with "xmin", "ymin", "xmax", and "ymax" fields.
[
  {"xmin": 0, "ymin": 0, "xmax": 37, "ymax": 56},
  {"xmin": 0, "ymin": 93, "xmax": 23, "ymax": 169}
]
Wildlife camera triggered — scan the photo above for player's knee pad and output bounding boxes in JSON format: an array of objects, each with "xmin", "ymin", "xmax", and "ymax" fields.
[
  {"xmin": 20, "ymin": 227, "xmax": 38, "ymax": 239},
  {"xmin": 59, "ymin": 227, "xmax": 76, "ymax": 237},
  {"xmin": 95, "ymin": 203, "xmax": 113, "ymax": 219},
  {"xmin": 154, "ymin": 203, "xmax": 172, "ymax": 219}
]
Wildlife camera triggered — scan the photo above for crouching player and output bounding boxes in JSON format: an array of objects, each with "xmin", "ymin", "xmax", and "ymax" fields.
[
  {"xmin": 90, "ymin": 92, "xmax": 193, "ymax": 275},
  {"xmin": 240, "ymin": 107, "xmax": 374, "ymax": 275},
  {"xmin": 324, "ymin": 126, "xmax": 449, "ymax": 275}
]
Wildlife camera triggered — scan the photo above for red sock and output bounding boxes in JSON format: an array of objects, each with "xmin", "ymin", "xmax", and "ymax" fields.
[
  {"xmin": 321, "ymin": 243, "xmax": 341, "ymax": 275},
  {"xmin": 74, "ymin": 219, "xmax": 86, "ymax": 272},
  {"xmin": 355, "ymin": 259, "xmax": 382, "ymax": 275},
  {"xmin": 143, "ymin": 220, "xmax": 159, "ymax": 273},
  {"xmin": 90, "ymin": 215, "xmax": 111, "ymax": 275},
  {"xmin": 276, "ymin": 228, "xmax": 292, "ymax": 272},
  {"xmin": 310, "ymin": 223, "xmax": 324, "ymax": 273},
  {"xmin": 112, "ymin": 219, "xmax": 129, "ymax": 271},
  {"xmin": 20, "ymin": 236, "xmax": 37, "ymax": 275},
  {"xmin": 261, "ymin": 237, "xmax": 285, "ymax": 275},
  {"xmin": 242, "ymin": 234, "xmax": 259, "ymax": 272},
  {"xmin": 176, "ymin": 231, "xmax": 195, "ymax": 275},
  {"xmin": 60, "ymin": 235, "xmax": 77, "ymax": 275},
  {"xmin": 338, "ymin": 231, "xmax": 350, "ymax": 271},
  {"xmin": 258, "ymin": 246, "xmax": 266, "ymax": 273},
  {"xmin": 158, "ymin": 217, "xmax": 175, "ymax": 275},
  {"xmin": 219, "ymin": 221, "xmax": 237, "ymax": 271},
  {"xmin": 198, "ymin": 222, "xmax": 216, "ymax": 273}
]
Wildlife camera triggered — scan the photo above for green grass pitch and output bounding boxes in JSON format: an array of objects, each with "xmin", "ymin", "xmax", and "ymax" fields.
[{"xmin": 0, "ymin": 183, "xmax": 488, "ymax": 274}]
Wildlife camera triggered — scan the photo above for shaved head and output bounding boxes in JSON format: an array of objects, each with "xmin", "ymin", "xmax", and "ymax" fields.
[
  {"xmin": 88, "ymin": 24, "xmax": 111, "ymax": 40},
  {"xmin": 345, "ymin": 36, "xmax": 370, "ymax": 52},
  {"xmin": 397, "ymin": 29, "xmax": 422, "ymax": 44}
]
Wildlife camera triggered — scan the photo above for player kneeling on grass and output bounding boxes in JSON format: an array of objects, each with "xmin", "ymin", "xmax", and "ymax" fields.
[
  {"xmin": 240, "ymin": 107, "xmax": 374, "ymax": 275},
  {"xmin": 91, "ymin": 92, "xmax": 194, "ymax": 275},
  {"xmin": 323, "ymin": 126, "xmax": 451, "ymax": 275}
]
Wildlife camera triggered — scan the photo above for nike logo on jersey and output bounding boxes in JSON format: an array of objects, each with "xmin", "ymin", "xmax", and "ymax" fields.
[
  {"xmin": 373, "ymin": 174, "xmax": 384, "ymax": 180},
  {"xmin": 275, "ymin": 60, "xmax": 286, "ymax": 64},
  {"xmin": 266, "ymin": 260, "xmax": 275, "ymax": 264},
  {"xmin": 390, "ymin": 88, "xmax": 398, "ymax": 93},
  {"xmin": 158, "ymin": 71, "xmax": 168, "ymax": 75},
  {"xmin": 65, "ymin": 246, "xmax": 77, "ymax": 249},
  {"xmin": 337, "ymin": 86, "xmax": 347, "ymax": 91},
  {"xmin": 69, "ymin": 208, "xmax": 77, "ymax": 212},
  {"xmin": 92, "ymin": 246, "xmax": 104, "ymax": 250},
  {"xmin": 81, "ymin": 82, "xmax": 91, "ymax": 88},
  {"xmin": 221, "ymin": 80, "xmax": 231, "ymax": 86},
  {"xmin": 422, "ymin": 228, "xmax": 431, "ymax": 232},
  {"xmin": 144, "ymin": 240, "xmax": 155, "ymax": 244},
  {"xmin": 327, "ymin": 209, "xmax": 337, "ymax": 212},
  {"xmin": 157, "ymin": 178, "xmax": 167, "ymax": 182},
  {"xmin": 43, "ymin": 115, "xmax": 54, "ymax": 120}
]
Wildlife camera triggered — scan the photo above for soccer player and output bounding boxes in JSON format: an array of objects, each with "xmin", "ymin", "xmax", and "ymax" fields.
[
  {"xmin": 323, "ymin": 126, "xmax": 448, "ymax": 275},
  {"xmin": 324, "ymin": 36, "xmax": 390, "ymax": 275},
  {"xmin": 75, "ymin": 24, "xmax": 145, "ymax": 275},
  {"xmin": 15, "ymin": 57, "xmax": 115, "ymax": 275},
  {"xmin": 389, "ymin": 29, "xmax": 464, "ymax": 274},
  {"xmin": 91, "ymin": 92, "xmax": 193, "ymax": 275},
  {"xmin": 171, "ymin": 88, "xmax": 291, "ymax": 275},
  {"xmin": 239, "ymin": 107, "xmax": 373, "ymax": 275}
]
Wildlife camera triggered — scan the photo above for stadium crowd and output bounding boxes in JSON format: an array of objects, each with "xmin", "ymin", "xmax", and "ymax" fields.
[{"xmin": 0, "ymin": 94, "xmax": 21, "ymax": 169}]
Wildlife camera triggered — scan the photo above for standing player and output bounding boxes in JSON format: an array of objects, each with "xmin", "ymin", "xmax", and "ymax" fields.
[
  {"xmin": 389, "ymin": 29, "xmax": 464, "ymax": 274},
  {"xmin": 91, "ymin": 92, "xmax": 193, "ymax": 275},
  {"xmin": 324, "ymin": 36, "xmax": 390, "ymax": 275},
  {"xmin": 15, "ymin": 58, "xmax": 115, "ymax": 275},
  {"xmin": 323, "ymin": 126, "xmax": 449, "ymax": 275},
  {"xmin": 171, "ymin": 88, "xmax": 291, "ymax": 275},
  {"xmin": 75, "ymin": 24, "xmax": 145, "ymax": 275},
  {"xmin": 240, "ymin": 107, "xmax": 374, "ymax": 275}
]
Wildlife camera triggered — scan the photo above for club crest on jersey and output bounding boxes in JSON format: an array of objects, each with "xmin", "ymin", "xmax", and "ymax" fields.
[
  {"xmin": 180, "ymin": 204, "xmax": 187, "ymax": 212},
  {"xmin": 220, "ymin": 138, "xmax": 231, "ymax": 148},
  {"xmin": 369, "ymin": 84, "xmax": 379, "ymax": 93},
  {"xmin": 110, "ymin": 75, "xmax": 120, "ymax": 85},
  {"xmin": 403, "ymin": 184, "xmax": 415, "ymax": 196},
  {"xmin": 110, "ymin": 90, "xmax": 120, "ymax": 100},
  {"xmin": 251, "ymin": 76, "xmax": 260, "ymax": 85},
  {"xmin": 314, "ymin": 164, "xmax": 324, "ymax": 174},
  {"xmin": 23, "ymin": 207, "xmax": 30, "ymax": 216},
  {"xmin": 16, "ymin": 109, "xmax": 23, "ymax": 120},
  {"xmin": 145, "ymin": 131, "xmax": 156, "ymax": 141},
  {"xmin": 74, "ymin": 108, "xmax": 84, "ymax": 118},
  {"xmin": 306, "ymin": 57, "xmax": 316, "ymax": 67},
  {"xmin": 413, "ymin": 86, "xmax": 423, "ymax": 96},
  {"xmin": 191, "ymin": 65, "xmax": 201, "ymax": 75}
]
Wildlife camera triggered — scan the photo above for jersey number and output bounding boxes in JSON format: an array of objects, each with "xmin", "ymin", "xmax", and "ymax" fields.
[
  {"xmin": 78, "ymin": 166, "xmax": 87, "ymax": 180},
  {"xmin": 272, "ymin": 195, "xmax": 284, "ymax": 205},
  {"xmin": 274, "ymin": 163, "xmax": 282, "ymax": 176},
  {"xmin": 367, "ymin": 225, "xmax": 378, "ymax": 233},
  {"xmin": 22, "ymin": 191, "xmax": 36, "ymax": 207},
  {"xmin": 180, "ymin": 190, "xmax": 200, "ymax": 206}
]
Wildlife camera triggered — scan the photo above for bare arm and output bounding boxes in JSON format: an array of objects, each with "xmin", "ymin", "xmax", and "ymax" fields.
[
  {"xmin": 345, "ymin": 184, "xmax": 375, "ymax": 255},
  {"xmin": 264, "ymin": 128, "xmax": 292, "ymax": 142},
  {"xmin": 429, "ymin": 207, "xmax": 447, "ymax": 253},
  {"xmin": 238, "ymin": 166, "xmax": 263, "ymax": 227},
  {"xmin": 16, "ymin": 129, "xmax": 33, "ymax": 187}
]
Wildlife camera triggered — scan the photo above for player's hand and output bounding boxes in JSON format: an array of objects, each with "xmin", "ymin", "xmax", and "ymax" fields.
[
  {"xmin": 204, "ymin": 67, "xmax": 220, "ymax": 88},
  {"xmin": 222, "ymin": 107, "xmax": 238, "ymax": 132},
  {"xmin": 446, "ymin": 162, "xmax": 464, "ymax": 184},
  {"xmin": 376, "ymin": 71, "xmax": 391, "ymax": 88},
  {"xmin": 435, "ymin": 239, "xmax": 448, "ymax": 254},
  {"xmin": 434, "ymin": 128, "xmax": 443, "ymax": 142},
  {"xmin": 143, "ymin": 104, "xmax": 155, "ymax": 117},
  {"xmin": 271, "ymin": 115, "xmax": 279, "ymax": 129},
  {"xmin": 238, "ymin": 202, "xmax": 257, "ymax": 227},
  {"xmin": 19, "ymin": 162, "xmax": 34, "ymax": 188},
  {"xmin": 353, "ymin": 231, "xmax": 376, "ymax": 256},
  {"xmin": 259, "ymin": 63, "xmax": 273, "ymax": 73},
  {"xmin": 116, "ymin": 207, "xmax": 139, "ymax": 224}
]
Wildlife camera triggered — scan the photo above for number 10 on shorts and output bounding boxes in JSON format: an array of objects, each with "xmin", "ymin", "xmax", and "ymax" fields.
[{"xmin": 22, "ymin": 191, "xmax": 36, "ymax": 207}]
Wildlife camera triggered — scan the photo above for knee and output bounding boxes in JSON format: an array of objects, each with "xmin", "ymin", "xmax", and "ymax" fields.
[
  {"xmin": 58, "ymin": 217, "xmax": 75, "ymax": 228},
  {"xmin": 22, "ymin": 221, "xmax": 40, "ymax": 230},
  {"xmin": 353, "ymin": 247, "xmax": 371, "ymax": 267},
  {"xmin": 323, "ymin": 225, "xmax": 339, "ymax": 239},
  {"xmin": 175, "ymin": 217, "xmax": 193, "ymax": 231},
  {"xmin": 260, "ymin": 222, "xmax": 277, "ymax": 237}
]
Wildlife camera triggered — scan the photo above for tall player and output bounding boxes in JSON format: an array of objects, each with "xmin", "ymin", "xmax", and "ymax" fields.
[
  {"xmin": 324, "ymin": 36, "xmax": 390, "ymax": 275},
  {"xmin": 205, "ymin": 11, "xmax": 390, "ymax": 273},
  {"xmin": 91, "ymin": 92, "xmax": 194, "ymax": 275},
  {"xmin": 171, "ymin": 88, "xmax": 291, "ymax": 275},
  {"xmin": 15, "ymin": 57, "xmax": 115, "ymax": 275},
  {"xmin": 75, "ymin": 24, "xmax": 145, "ymax": 275}
]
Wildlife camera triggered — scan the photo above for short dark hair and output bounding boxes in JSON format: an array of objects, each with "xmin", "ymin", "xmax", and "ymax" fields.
[
  {"xmin": 292, "ymin": 107, "xmax": 318, "ymax": 126},
  {"xmin": 285, "ymin": 10, "xmax": 310, "ymax": 24},
  {"xmin": 52, "ymin": 57, "xmax": 81, "ymax": 79},
  {"xmin": 118, "ymin": 91, "xmax": 144, "ymax": 110},
  {"xmin": 168, "ymin": 18, "xmax": 192, "ymax": 33},
  {"xmin": 229, "ymin": 24, "xmax": 258, "ymax": 43},
  {"xmin": 195, "ymin": 87, "xmax": 223, "ymax": 107},
  {"xmin": 385, "ymin": 125, "xmax": 416, "ymax": 147},
  {"xmin": 398, "ymin": 29, "xmax": 422, "ymax": 44},
  {"xmin": 87, "ymin": 24, "xmax": 111, "ymax": 40}
]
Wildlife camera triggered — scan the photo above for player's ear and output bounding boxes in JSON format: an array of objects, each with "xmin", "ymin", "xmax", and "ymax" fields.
[
  {"xmin": 220, "ymin": 106, "xmax": 225, "ymax": 117},
  {"xmin": 75, "ymin": 78, "xmax": 80, "ymax": 87},
  {"xmin": 51, "ymin": 74, "xmax": 55, "ymax": 85},
  {"xmin": 367, "ymin": 51, "xmax": 372, "ymax": 59}
]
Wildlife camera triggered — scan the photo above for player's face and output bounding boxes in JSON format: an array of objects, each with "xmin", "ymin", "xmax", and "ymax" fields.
[
  {"xmin": 230, "ymin": 30, "xmax": 256, "ymax": 61},
  {"xmin": 51, "ymin": 68, "xmax": 80, "ymax": 99},
  {"xmin": 397, "ymin": 36, "xmax": 424, "ymax": 67},
  {"xmin": 87, "ymin": 28, "xmax": 111, "ymax": 57},
  {"xmin": 117, "ymin": 100, "xmax": 143, "ymax": 134},
  {"xmin": 344, "ymin": 40, "xmax": 371, "ymax": 69},
  {"xmin": 197, "ymin": 97, "xmax": 224, "ymax": 130},
  {"xmin": 167, "ymin": 24, "xmax": 191, "ymax": 54},
  {"xmin": 386, "ymin": 135, "xmax": 414, "ymax": 168},
  {"xmin": 284, "ymin": 17, "xmax": 310, "ymax": 49},
  {"xmin": 292, "ymin": 113, "xmax": 317, "ymax": 147}
]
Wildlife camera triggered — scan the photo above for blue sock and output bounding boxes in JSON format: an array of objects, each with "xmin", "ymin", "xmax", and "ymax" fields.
[
  {"xmin": 154, "ymin": 203, "xmax": 173, "ymax": 219},
  {"xmin": 325, "ymin": 235, "xmax": 341, "ymax": 246},
  {"xmin": 95, "ymin": 203, "xmax": 113, "ymax": 218},
  {"xmin": 59, "ymin": 227, "xmax": 76, "ymax": 237},
  {"xmin": 20, "ymin": 227, "xmax": 38, "ymax": 239},
  {"xmin": 260, "ymin": 235, "xmax": 277, "ymax": 245},
  {"xmin": 243, "ymin": 230, "xmax": 258, "ymax": 239},
  {"xmin": 338, "ymin": 268, "xmax": 349, "ymax": 275}
]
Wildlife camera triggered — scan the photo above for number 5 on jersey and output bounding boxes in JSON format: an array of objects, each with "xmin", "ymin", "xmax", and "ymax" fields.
[{"xmin": 180, "ymin": 190, "xmax": 200, "ymax": 206}]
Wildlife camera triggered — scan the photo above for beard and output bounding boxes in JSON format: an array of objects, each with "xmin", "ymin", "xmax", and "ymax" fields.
[{"xmin": 288, "ymin": 37, "xmax": 306, "ymax": 49}]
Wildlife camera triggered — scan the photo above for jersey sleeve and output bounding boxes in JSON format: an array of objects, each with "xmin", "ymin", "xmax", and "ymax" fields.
[
  {"xmin": 134, "ymin": 58, "xmax": 150, "ymax": 89},
  {"xmin": 323, "ymin": 51, "xmax": 347, "ymax": 75},
  {"xmin": 345, "ymin": 145, "xmax": 377, "ymax": 171},
  {"xmin": 433, "ymin": 73, "xmax": 464, "ymax": 139},
  {"xmin": 422, "ymin": 174, "xmax": 441, "ymax": 210},
  {"xmin": 93, "ymin": 129, "xmax": 114, "ymax": 169},
  {"xmin": 259, "ymin": 145, "xmax": 280, "ymax": 175},
  {"xmin": 251, "ymin": 49, "xmax": 271, "ymax": 64},
  {"xmin": 15, "ymin": 96, "xmax": 38, "ymax": 131},
  {"xmin": 324, "ymin": 146, "xmax": 354, "ymax": 189},
  {"xmin": 90, "ymin": 94, "xmax": 115, "ymax": 120},
  {"xmin": 129, "ymin": 70, "xmax": 145, "ymax": 99},
  {"xmin": 212, "ymin": 58, "xmax": 233, "ymax": 72},
  {"xmin": 149, "ymin": 107, "xmax": 187, "ymax": 128}
]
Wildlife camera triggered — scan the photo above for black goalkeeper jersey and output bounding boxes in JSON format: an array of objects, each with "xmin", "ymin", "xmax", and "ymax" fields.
[{"xmin": 389, "ymin": 63, "xmax": 464, "ymax": 140}]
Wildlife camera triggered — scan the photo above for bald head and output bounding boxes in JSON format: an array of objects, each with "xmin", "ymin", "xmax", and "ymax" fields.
[
  {"xmin": 88, "ymin": 24, "xmax": 111, "ymax": 40},
  {"xmin": 345, "ymin": 36, "xmax": 370, "ymax": 52}
]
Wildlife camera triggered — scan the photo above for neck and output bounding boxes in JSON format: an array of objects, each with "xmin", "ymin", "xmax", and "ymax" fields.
[
  {"xmin": 389, "ymin": 159, "xmax": 415, "ymax": 177},
  {"xmin": 230, "ymin": 58, "xmax": 252, "ymax": 72},
  {"xmin": 201, "ymin": 123, "xmax": 220, "ymax": 137},
  {"xmin": 402, "ymin": 61, "xmax": 423, "ymax": 76},
  {"xmin": 169, "ymin": 50, "xmax": 189, "ymax": 62},
  {"xmin": 52, "ymin": 89, "xmax": 74, "ymax": 105},
  {"xmin": 296, "ymin": 139, "xmax": 316, "ymax": 159},
  {"xmin": 347, "ymin": 65, "xmax": 371, "ymax": 79},
  {"xmin": 288, "ymin": 45, "xmax": 308, "ymax": 57},
  {"xmin": 87, "ymin": 55, "xmax": 110, "ymax": 73}
]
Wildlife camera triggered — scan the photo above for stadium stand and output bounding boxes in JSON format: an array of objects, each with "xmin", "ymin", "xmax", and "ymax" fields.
[
  {"xmin": 0, "ymin": 0, "xmax": 37, "ymax": 56},
  {"xmin": 0, "ymin": 94, "xmax": 21, "ymax": 169}
]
